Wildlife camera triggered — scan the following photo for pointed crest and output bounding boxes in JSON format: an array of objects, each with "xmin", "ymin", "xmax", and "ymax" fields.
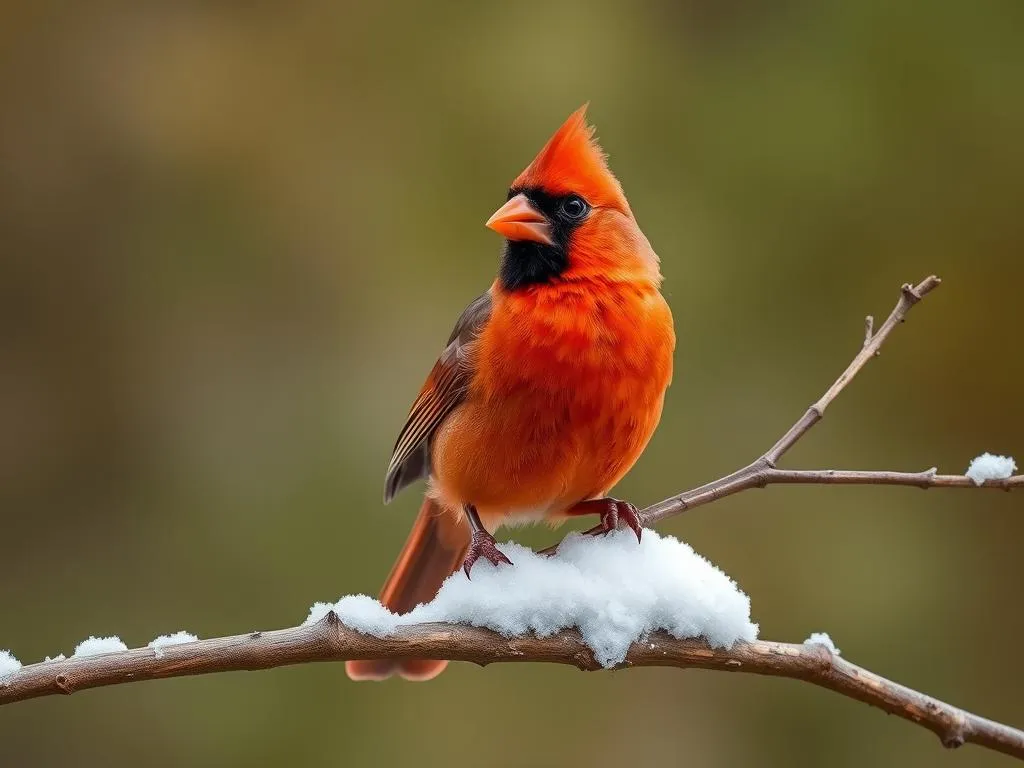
[{"xmin": 513, "ymin": 105, "xmax": 630, "ymax": 213}]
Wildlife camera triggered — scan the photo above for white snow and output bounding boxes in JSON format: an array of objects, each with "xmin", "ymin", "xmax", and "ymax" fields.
[
  {"xmin": 804, "ymin": 631, "xmax": 841, "ymax": 655},
  {"xmin": 0, "ymin": 650, "xmax": 21, "ymax": 677},
  {"xmin": 305, "ymin": 528, "xmax": 758, "ymax": 669},
  {"xmin": 73, "ymin": 636, "xmax": 128, "ymax": 657},
  {"xmin": 148, "ymin": 631, "xmax": 199, "ymax": 658},
  {"xmin": 965, "ymin": 453, "xmax": 1017, "ymax": 485},
  {"xmin": 43, "ymin": 654, "xmax": 67, "ymax": 663},
  {"xmin": 148, "ymin": 631, "xmax": 198, "ymax": 649}
]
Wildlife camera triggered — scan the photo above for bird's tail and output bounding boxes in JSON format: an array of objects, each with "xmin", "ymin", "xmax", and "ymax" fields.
[{"xmin": 345, "ymin": 498, "xmax": 469, "ymax": 682}]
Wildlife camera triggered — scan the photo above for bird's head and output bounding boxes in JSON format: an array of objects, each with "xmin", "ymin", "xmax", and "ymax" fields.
[{"xmin": 486, "ymin": 105, "xmax": 660, "ymax": 292}]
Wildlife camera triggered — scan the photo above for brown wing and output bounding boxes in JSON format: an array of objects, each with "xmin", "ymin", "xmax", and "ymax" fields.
[{"xmin": 383, "ymin": 292, "xmax": 492, "ymax": 503}]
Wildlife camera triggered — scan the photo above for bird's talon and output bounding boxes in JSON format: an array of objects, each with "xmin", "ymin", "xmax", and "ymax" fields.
[
  {"xmin": 462, "ymin": 530, "xmax": 513, "ymax": 578},
  {"xmin": 596, "ymin": 499, "xmax": 643, "ymax": 543}
]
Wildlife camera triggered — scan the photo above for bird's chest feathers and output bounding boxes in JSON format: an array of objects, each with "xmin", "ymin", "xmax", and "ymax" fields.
[{"xmin": 474, "ymin": 283, "xmax": 672, "ymax": 414}]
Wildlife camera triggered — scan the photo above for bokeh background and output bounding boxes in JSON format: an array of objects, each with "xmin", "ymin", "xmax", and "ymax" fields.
[{"xmin": 2, "ymin": 1, "xmax": 1022, "ymax": 766}]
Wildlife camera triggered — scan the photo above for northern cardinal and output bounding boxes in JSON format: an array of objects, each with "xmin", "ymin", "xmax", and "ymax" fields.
[{"xmin": 346, "ymin": 106, "xmax": 675, "ymax": 681}]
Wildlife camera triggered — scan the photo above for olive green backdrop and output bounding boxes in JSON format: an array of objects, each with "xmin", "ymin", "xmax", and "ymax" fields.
[{"xmin": 1, "ymin": 1, "xmax": 1021, "ymax": 766}]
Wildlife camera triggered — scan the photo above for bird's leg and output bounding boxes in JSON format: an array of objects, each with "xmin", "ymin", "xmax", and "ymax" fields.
[
  {"xmin": 564, "ymin": 498, "xmax": 643, "ymax": 543},
  {"xmin": 462, "ymin": 503, "xmax": 513, "ymax": 578}
]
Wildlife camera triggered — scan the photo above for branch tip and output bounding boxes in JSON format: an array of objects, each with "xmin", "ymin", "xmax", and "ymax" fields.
[{"xmin": 901, "ymin": 283, "xmax": 922, "ymax": 303}]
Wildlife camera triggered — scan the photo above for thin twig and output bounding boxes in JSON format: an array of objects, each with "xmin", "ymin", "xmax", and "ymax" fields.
[
  {"xmin": 541, "ymin": 275, "xmax": 1018, "ymax": 546},
  {"xmin": 636, "ymin": 466, "xmax": 1022, "ymax": 528},
  {"xmin": 765, "ymin": 277, "xmax": 940, "ymax": 466},
  {"xmin": 759, "ymin": 469, "xmax": 1022, "ymax": 489},
  {"xmin": 1, "ymin": 616, "xmax": 1021, "ymax": 759}
]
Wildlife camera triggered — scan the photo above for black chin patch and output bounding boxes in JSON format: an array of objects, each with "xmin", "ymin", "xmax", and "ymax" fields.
[
  {"xmin": 498, "ymin": 187, "xmax": 588, "ymax": 292},
  {"xmin": 500, "ymin": 239, "xmax": 568, "ymax": 291}
]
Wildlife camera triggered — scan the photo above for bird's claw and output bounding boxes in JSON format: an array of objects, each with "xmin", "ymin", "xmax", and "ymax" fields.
[
  {"xmin": 595, "ymin": 499, "xmax": 643, "ymax": 543},
  {"xmin": 462, "ymin": 530, "xmax": 513, "ymax": 578}
]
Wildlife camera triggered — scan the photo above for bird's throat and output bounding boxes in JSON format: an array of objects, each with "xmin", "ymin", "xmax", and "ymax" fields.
[{"xmin": 499, "ymin": 240, "xmax": 569, "ymax": 291}]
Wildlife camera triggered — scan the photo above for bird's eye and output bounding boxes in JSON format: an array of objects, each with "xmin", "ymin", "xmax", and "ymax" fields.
[{"xmin": 560, "ymin": 195, "xmax": 589, "ymax": 220}]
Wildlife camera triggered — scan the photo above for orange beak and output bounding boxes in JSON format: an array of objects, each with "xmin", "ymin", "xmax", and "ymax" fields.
[{"xmin": 485, "ymin": 194, "xmax": 554, "ymax": 246}]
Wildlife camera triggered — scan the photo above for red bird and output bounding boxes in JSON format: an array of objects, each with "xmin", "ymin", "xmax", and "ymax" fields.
[{"xmin": 346, "ymin": 106, "xmax": 675, "ymax": 681}]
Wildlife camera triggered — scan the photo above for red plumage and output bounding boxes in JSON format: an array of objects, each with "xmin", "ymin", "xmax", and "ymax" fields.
[{"xmin": 347, "ymin": 106, "xmax": 674, "ymax": 682}]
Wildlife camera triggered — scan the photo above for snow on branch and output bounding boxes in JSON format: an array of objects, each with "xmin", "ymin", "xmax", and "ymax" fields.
[
  {"xmin": 1, "ymin": 276, "xmax": 1021, "ymax": 762},
  {"xmin": 305, "ymin": 530, "xmax": 758, "ymax": 669}
]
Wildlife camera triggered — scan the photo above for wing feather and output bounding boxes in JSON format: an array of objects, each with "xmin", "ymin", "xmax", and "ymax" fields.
[{"xmin": 383, "ymin": 292, "xmax": 492, "ymax": 503}]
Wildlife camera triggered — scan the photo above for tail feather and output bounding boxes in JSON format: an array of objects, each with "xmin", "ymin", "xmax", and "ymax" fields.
[{"xmin": 346, "ymin": 498, "xmax": 468, "ymax": 682}]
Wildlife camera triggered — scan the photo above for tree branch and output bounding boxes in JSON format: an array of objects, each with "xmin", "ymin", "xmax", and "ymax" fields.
[
  {"xmin": 544, "ymin": 275, "xmax": 1019, "ymax": 544},
  {"xmin": 2, "ymin": 616, "xmax": 1022, "ymax": 759}
]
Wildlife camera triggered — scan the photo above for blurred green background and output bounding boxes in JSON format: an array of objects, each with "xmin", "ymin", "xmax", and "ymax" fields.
[{"xmin": 1, "ymin": 1, "xmax": 1021, "ymax": 766}]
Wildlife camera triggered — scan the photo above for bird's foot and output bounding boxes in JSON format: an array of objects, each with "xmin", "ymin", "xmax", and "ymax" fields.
[
  {"xmin": 587, "ymin": 498, "xmax": 643, "ymax": 543},
  {"xmin": 462, "ymin": 530, "xmax": 513, "ymax": 578},
  {"xmin": 564, "ymin": 497, "xmax": 644, "ymax": 542}
]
